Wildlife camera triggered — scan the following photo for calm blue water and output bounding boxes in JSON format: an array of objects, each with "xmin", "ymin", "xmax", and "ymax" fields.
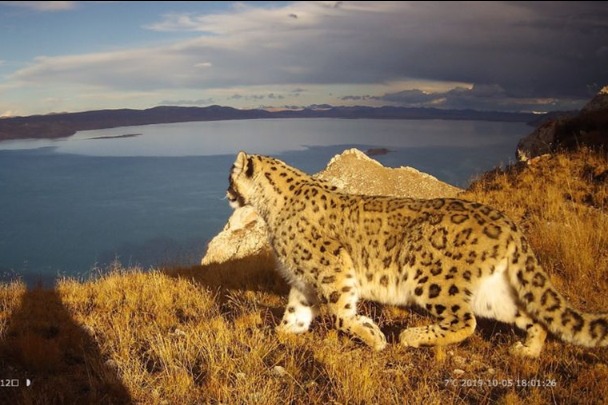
[{"xmin": 0, "ymin": 118, "xmax": 529, "ymax": 286}]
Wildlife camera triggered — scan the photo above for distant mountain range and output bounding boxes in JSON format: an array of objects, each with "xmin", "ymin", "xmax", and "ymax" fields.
[{"xmin": 0, "ymin": 105, "xmax": 543, "ymax": 141}]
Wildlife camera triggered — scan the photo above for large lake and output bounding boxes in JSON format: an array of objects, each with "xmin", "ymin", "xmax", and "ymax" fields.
[{"xmin": 0, "ymin": 118, "xmax": 529, "ymax": 286}]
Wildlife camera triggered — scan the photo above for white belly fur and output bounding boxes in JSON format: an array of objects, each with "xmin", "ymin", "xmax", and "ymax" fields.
[
  {"xmin": 471, "ymin": 263, "xmax": 518, "ymax": 323},
  {"xmin": 357, "ymin": 261, "xmax": 519, "ymax": 324},
  {"xmin": 358, "ymin": 279, "xmax": 411, "ymax": 306}
]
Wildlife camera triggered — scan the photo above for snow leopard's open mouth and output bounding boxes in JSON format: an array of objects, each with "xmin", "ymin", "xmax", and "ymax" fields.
[{"xmin": 226, "ymin": 174, "xmax": 246, "ymax": 208}]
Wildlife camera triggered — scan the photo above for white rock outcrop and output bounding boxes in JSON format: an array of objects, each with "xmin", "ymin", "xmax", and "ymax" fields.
[{"xmin": 201, "ymin": 205, "xmax": 271, "ymax": 265}]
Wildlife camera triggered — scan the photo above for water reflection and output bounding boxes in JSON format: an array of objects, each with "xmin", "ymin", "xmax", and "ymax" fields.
[{"xmin": 0, "ymin": 118, "xmax": 528, "ymax": 157}]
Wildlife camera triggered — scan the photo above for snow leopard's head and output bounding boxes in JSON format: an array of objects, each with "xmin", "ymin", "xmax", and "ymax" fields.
[{"xmin": 226, "ymin": 151, "xmax": 255, "ymax": 209}]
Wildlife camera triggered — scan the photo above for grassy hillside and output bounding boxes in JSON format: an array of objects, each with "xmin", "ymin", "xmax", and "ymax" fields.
[{"xmin": 1, "ymin": 149, "xmax": 607, "ymax": 404}]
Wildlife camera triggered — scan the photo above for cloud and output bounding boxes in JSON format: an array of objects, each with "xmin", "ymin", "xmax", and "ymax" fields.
[
  {"xmin": 380, "ymin": 89, "xmax": 435, "ymax": 105},
  {"xmin": 340, "ymin": 94, "xmax": 381, "ymax": 102},
  {"xmin": 144, "ymin": 2, "xmax": 312, "ymax": 34},
  {"xmin": 307, "ymin": 104, "xmax": 333, "ymax": 110},
  {"xmin": 0, "ymin": 1, "xmax": 77, "ymax": 12},
  {"xmin": 382, "ymin": 85, "xmax": 512, "ymax": 108},
  {"xmin": 158, "ymin": 98, "xmax": 215, "ymax": 106},
  {"xmin": 0, "ymin": 109, "xmax": 18, "ymax": 118},
  {"xmin": 6, "ymin": 1, "xmax": 608, "ymax": 113},
  {"xmin": 378, "ymin": 84, "xmax": 584, "ymax": 112},
  {"xmin": 226, "ymin": 92, "xmax": 287, "ymax": 101},
  {"xmin": 596, "ymin": 46, "xmax": 608, "ymax": 58},
  {"xmin": 194, "ymin": 62, "xmax": 213, "ymax": 68}
]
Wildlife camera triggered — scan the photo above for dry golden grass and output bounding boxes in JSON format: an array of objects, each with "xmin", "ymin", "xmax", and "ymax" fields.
[{"xmin": 0, "ymin": 149, "xmax": 607, "ymax": 404}]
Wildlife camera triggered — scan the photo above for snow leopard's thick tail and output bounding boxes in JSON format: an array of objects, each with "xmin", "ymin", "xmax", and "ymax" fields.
[{"xmin": 507, "ymin": 238, "xmax": 608, "ymax": 348}]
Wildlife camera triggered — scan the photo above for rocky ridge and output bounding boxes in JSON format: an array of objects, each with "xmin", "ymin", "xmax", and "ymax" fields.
[{"xmin": 517, "ymin": 86, "xmax": 608, "ymax": 161}]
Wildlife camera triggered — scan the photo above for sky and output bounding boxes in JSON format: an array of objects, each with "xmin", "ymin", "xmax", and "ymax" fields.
[{"xmin": 0, "ymin": 1, "xmax": 607, "ymax": 118}]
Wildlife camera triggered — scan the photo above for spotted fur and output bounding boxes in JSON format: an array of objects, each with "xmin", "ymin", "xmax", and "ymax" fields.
[{"xmin": 226, "ymin": 151, "xmax": 608, "ymax": 357}]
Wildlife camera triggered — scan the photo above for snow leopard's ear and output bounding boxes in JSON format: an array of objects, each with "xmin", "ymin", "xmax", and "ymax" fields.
[{"xmin": 233, "ymin": 151, "xmax": 254, "ymax": 178}]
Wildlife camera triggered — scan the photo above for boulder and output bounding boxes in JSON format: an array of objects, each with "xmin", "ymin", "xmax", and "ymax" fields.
[
  {"xmin": 201, "ymin": 148, "xmax": 462, "ymax": 265},
  {"xmin": 201, "ymin": 205, "xmax": 271, "ymax": 265}
]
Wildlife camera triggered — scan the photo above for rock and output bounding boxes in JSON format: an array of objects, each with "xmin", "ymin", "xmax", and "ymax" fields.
[
  {"xmin": 170, "ymin": 328, "xmax": 187, "ymax": 338},
  {"xmin": 201, "ymin": 148, "xmax": 462, "ymax": 265},
  {"xmin": 81, "ymin": 324, "xmax": 96, "ymax": 337},
  {"xmin": 365, "ymin": 147, "xmax": 390, "ymax": 156},
  {"xmin": 201, "ymin": 205, "xmax": 271, "ymax": 265},
  {"xmin": 452, "ymin": 355, "xmax": 468, "ymax": 369},
  {"xmin": 271, "ymin": 365, "xmax": 288, "ymax": 377},
  {"xmin": 581, "ymin": 85, "xmax": 608, "ymax": 113},
  {"xmin": 316, "ymin": 148, "xmax": 461, "ymax": 199},
  {"xmin": 105, "ymin": 359, "xmax": 119, "ymax": 371},
  {"xmin": 517, "ymin": 85, "xmax": 608, "ymax": 161}
]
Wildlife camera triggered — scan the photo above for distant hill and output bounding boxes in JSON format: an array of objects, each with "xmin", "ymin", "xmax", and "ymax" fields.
[{"xmin": 0, "ymin": 105, "xmax": 540, "ymax": 141}]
